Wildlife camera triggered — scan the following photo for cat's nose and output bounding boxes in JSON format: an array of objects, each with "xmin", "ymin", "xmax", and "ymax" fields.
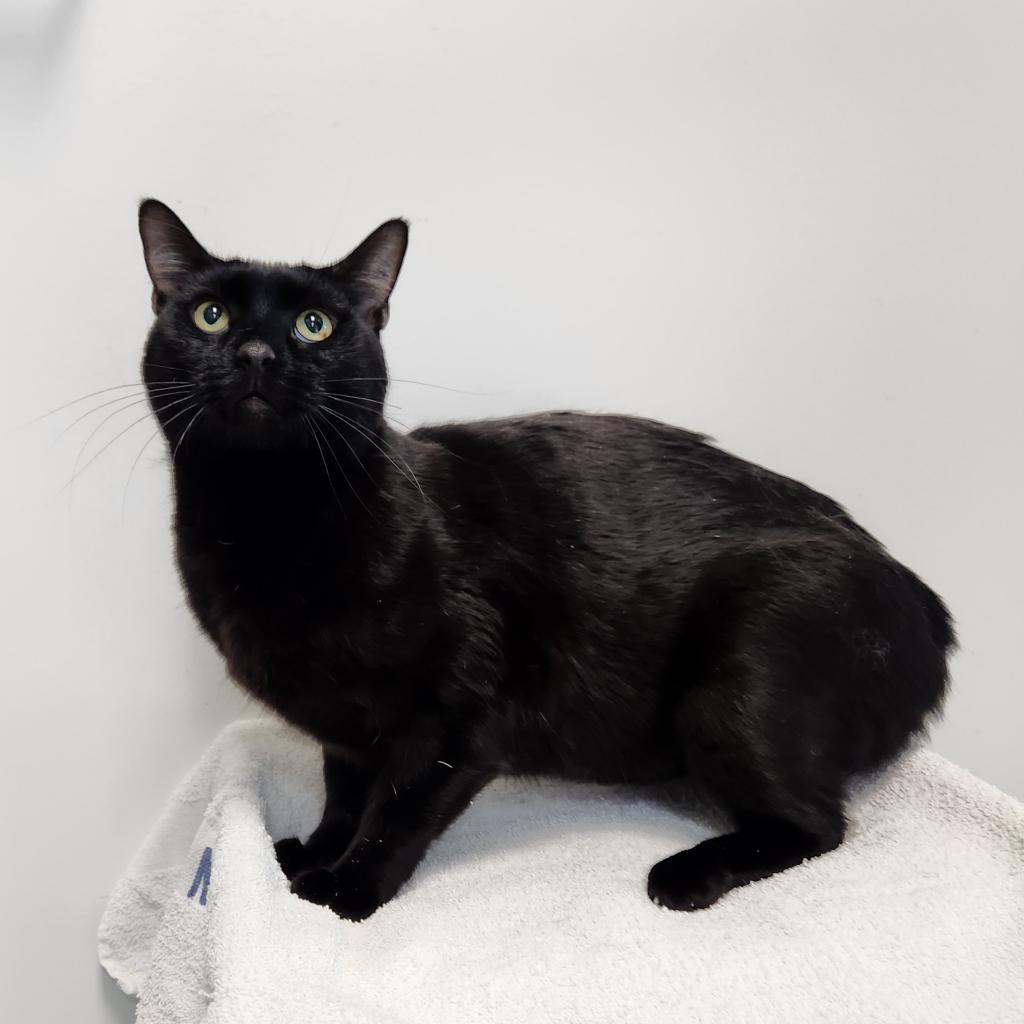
[{"xmin": 236, "ymin": 339, "xmax": 276, "ymax": 370}]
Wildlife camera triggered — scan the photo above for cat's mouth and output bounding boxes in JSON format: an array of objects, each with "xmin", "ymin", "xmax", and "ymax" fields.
[{"xmin": 238, "ymin": 391, "xmax": 276, "ymax": 418}]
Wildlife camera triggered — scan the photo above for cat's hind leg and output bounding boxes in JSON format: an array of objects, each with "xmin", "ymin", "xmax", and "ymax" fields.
[
  {"xmin": 645, "ymin": 542, "xmax": 941, "ymax": 910},
  {"xmin": 646, "ymin": 641, "xmax": 850, "ymax": 910},
  {"xmin": 647, "ymin": 807, "xmax": 845, "ymax": 910}
]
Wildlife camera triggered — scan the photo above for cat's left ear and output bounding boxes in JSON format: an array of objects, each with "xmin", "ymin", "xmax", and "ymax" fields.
[
  {"xmin": 330, "ymin": 219, "xmax": 408, "ymax": 331},
  {"xmin": 138, "ymin": 199, "xmax": 214, "ymax": 312}
]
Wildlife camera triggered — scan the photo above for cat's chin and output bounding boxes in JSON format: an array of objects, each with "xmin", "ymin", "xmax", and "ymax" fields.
[{"xmin": 193, "ymin": 401, "xmax": 304, "ymax": 453}]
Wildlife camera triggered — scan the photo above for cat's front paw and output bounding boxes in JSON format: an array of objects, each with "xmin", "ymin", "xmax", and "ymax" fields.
[
  {"xmin": 274, "ymin": 837, "xmax": 312, "ymax": 881},
  {"xmin": 290, "ymin": 860, "xmax": 386, "ymax": 921},
  {"xmin": 291, "ymin": 866, "xmax": 342, "ymax": 905},
  {"xmin": 327, "ymin": 884, "xmax": 385, "ymax": 922}
]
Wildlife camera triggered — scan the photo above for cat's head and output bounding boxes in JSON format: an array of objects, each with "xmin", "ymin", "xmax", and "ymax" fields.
[{"xmin": 139, "ymin": 199, "xmax": 407, "ymax": 454}]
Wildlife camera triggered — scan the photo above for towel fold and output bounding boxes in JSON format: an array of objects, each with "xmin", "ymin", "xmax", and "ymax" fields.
[{"xmin": 98, "ymin": 719, "xmax": 1024, "ymax": 1023}]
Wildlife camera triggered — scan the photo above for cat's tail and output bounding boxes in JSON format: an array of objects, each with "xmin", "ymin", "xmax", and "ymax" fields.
[
  {"xmin": 917, "ymin": 574, "xmax": 957, "ymax": 656},
  {"xmin": 863, "ymin": 562, "xmax": 955, "ymax": 769},
  {"xmin": 911, "ymin": 567, "xmax": 956, "ymax": 721}
]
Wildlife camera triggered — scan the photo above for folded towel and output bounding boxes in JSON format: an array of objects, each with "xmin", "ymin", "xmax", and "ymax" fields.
[{"xmin": 98, "ymin": 718, "xmax": 1024, "ymax": 1023}]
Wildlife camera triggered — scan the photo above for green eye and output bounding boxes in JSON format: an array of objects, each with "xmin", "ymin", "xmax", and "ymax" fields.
[
  {"xmin": 294, "ymin": 309, "xmax": 333, "ymax": 343},
  {"xmin": 193, "ymin": 300, "xmax": 230, "ymax": 334}
]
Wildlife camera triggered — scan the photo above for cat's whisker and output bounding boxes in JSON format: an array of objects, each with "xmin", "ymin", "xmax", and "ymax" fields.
[
  {"xmin": 274, "ymin": 379, "xmax": 409, "ymax": 432},
  {"xmin": 323, "ymin": 394, "xmax": 413, "ymax": 431},
  {"xmin": 28, "ymin": 381, "xmax": 184, "ymax": 426},
  {"xmin": 121, "ymin": 424, "xmax": 165, "ymax": 521},
  {"xmin": 143, "ymin": 362, "xmax": 189, "ymax": 373},
  {"xmin": 319, "ymin": 411, "xmax": 402, "ymax": 507},
  {"xmin": 55, "ymin": 384, "xmax": 192, "ymax": 439},
  {"xmin": 309, "ymin": 415, "xmax": 374, "ymax": 519},
  {"xmin": 324, "ymin": 377, "xmax": 479, "ymax": 395},
  {"xmin": 172, "ymin": 405, "xmax": 207, "ymax": 464},
  {"xmin": 69, "ymin": 398, "xmax": 159, "ymax": 484},
  {"xmin": 275, "ymin": 380, "xmax": 389, "ymax": 411},
  {"xmin": 70, "ymin": 391, "xmax": 196, "ymax": 488},
  {"xmin": 324, "ymin": 392, "xmax": 392, "ymax": 408},
  {"xmin": 318, "ymin": 405, "xmax": 426, "ymax": 503},
  {"xmin": 303, "ymin": 415, "xmax": 347, "ymax": 519},
  {"xmin": 323, "ymin": 407, "xmax": 423, "ymax": 495},
  {"xmin": 62, "ymin": 409, "xmax": 158, "ymax": 495},
  {"xmin": 311, "ymin": 411, "xmax": 374, "ymax": 485},
  {"xmin": 65, "ymin": 394, "xmax": 198, "ymax": 495}
]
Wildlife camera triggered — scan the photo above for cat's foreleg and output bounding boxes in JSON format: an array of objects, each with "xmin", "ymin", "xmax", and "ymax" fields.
[
  {"xmin": 291, "ymin": 758, "xmax": 491, "ymax": 921},
  {"xmin": 274, "ymin": 747, "xmax": 378, "ymax": 881}
]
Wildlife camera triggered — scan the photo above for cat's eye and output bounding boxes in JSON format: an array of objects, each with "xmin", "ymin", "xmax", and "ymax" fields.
[
  {"xmin": 192, "ymin": 300, "xmax": 230, "ymax": 334},
  {"xmin": 294, "ymin": 309, "xmax": 334, "ymax": 344}
]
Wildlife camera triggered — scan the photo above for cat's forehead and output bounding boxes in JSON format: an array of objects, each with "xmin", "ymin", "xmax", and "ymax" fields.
[{"xmin": 192, "ymin": 261, "xmax": 346, "ymax": 311}]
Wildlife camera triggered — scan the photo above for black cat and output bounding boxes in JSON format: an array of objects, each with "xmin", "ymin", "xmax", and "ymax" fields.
[{"xmin": 138, "ymin": 199, "xmax": 954, "ymax": 920}]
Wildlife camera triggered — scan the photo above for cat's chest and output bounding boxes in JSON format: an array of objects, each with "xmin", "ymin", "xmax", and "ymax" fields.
[
  {"xmin": 179, "ymin": 537, "xmax": 352, "ymax": 680},
  {"xmin": 175, "ymin": 531, "xmax": 430, "ymax": 739},
  {"xmin": 214, "ymin": 584, "xmax": 392, "ymax": 749}
]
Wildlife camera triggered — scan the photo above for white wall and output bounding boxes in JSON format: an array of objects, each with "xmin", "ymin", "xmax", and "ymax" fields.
[{"xmin": 2, "ymin": 1, "xmax": 1022, "ymax": 1020}]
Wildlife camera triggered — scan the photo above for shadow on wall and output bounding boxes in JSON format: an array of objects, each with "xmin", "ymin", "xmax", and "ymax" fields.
[
  {"xmin": 0, "ymin": 0, "xmax": 83, "ymax": 56},
  {"xmin": 98, "ymin": 968, "xmax": 135, "ymax": 1023},
  {"xmin": 0, "ymin": 0, "xmax": 85, "ymax": 116}
]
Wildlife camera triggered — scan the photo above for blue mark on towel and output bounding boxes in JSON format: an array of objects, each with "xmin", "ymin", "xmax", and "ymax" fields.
[{"xmin": 187, "ymin": 846, "xmax": 213, "ymax": 906}]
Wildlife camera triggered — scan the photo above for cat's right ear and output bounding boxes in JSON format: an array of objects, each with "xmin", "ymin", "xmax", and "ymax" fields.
[
  {"xmin": 329, "ymin": 219, "xmax": 409, "ymax": 331},
  {"xmin": 138, "ymin": 199, "xmax": 214, "ymax": 312}
]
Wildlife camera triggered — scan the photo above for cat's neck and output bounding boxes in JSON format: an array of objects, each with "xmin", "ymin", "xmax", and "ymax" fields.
[{"xmin": 171, "ymin": 428, "xmax": 420, "ymax": 550}]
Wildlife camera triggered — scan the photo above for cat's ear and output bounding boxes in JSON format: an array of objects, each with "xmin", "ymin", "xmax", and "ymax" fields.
[
  {"xmin": 138, "ymin": 199, "xmax": 214, "ymax": 311},
  {"xmin": 330, "ymin": 219, "xmax": 408, "ymax": 330}
]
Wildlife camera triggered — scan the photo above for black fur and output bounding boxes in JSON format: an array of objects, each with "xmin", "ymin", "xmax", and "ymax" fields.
[{"xmin": 138, "ymin": 200, "xmax": 954, "ymax": 920}]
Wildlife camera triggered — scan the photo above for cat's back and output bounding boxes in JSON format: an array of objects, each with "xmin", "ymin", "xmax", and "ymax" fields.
[
  {"xmin": 410, "ymin": 411, "xmax": 868, "ymax": 548},
  {"xmin": 413, "ymin": 409, "xmax": 706, "ymax": 459}
]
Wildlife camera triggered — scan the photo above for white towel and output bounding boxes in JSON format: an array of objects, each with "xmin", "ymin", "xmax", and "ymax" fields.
[{"xmin": 98, "ymin": 718, "xmax": 1024, "ymax": 1024}]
